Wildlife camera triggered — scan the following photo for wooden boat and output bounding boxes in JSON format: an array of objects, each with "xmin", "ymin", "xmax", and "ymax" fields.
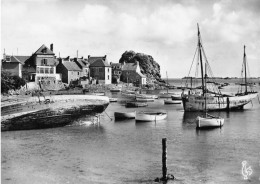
[
  {"xmin": 164, "ymin": 99, "xmax": 181, "ymax": 104},
  {"xmin": 196, "ymin": 114, "xmax": 224, "ymax": 129},
  {"xmin": 125, "ymin": 101, "xmax": 148, "ymax": 108},
  {"xmin": 171, "ymin": 93, "xmax": 182, "ymax": 100},
  {"xmin": 110, "ymin": 87, "xmax": 121, "ymax": 92},
  {"xmin": 136, "ymin": 94, "xmax": 158, "ymax": 99},
  {"xmin": 136, "ymin": 111, "xmax": 167, "ymax": 122},
  {"xmin": 114, "ymin": 111, "xmax": 136, "ymax": 120},
  {"xmin": 181, "ymin": 24, "xmax": 258, "ymax": 112},
  {"xmin": 136, "ymin": 97, "xmax": 154, "ymax": 102},
  {"xmin": 109, "ymin": 98, "xmax": 117, "ymax": 102}
]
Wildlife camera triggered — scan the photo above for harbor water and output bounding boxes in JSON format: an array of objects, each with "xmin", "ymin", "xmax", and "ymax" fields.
[{"xmin": 2, "ymin": 79, "xmax": 260, "ymax": 184}]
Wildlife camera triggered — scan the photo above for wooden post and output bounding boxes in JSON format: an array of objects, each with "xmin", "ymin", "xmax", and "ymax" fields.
[{"xmin": 162, "ymin": 138, "xmax": 167, "ymax": 180}]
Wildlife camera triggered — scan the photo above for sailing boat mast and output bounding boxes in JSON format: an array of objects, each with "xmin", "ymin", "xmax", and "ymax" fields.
[
  {"xmin": 243, "ymin": 45, "xmax": 247, "ymax": 94},
  {"xmin": 197, "ymin": 24, "xmax": 205, "ymax": 96},
  {"xmin": 205, "ymin": 62, "xmax": 207, "ymax": 116},
  {"xmin": 166, "ymin": 71, "xmax": 169, "ymax": 94}
]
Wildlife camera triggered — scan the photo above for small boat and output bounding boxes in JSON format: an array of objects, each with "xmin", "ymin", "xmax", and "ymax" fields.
[
  {"xmin": 136, "ymin": 94, "xmax": 158, "ymax": 99},
  {"xmin": 196, "ymin": 114, "xmax": 224, "ymax": 129},
  {"xmin": 114, "ymin": 111, "xmax": 136, "ymax": 120},
  {"xmin": 136, "ymin": 97, "xmax": 154, "ymax": 102},
  {"xmin": 110, "ymin": 87, "xmax": 121, "ymax": 92},
  {"xmin": 86, "ymin": 92, "xmax": 105, "ymax": 96},
  {"xmin": 164, "ymin": 99, "xmax": 181, "ymax": 104},
  {"xmin": 171, "ymin": 93, "xmax": 182, "ymax": 100},
  {"xmin": 109, "ymin": 98, "xmax": 117, "ymax": 102},
  {"xmin": 136, "ymin": 111, "xmax": 167, "ymax": 122},
  {"xmin": 125, "ymin": 101, "xmax": 148, "ymax": 108}
]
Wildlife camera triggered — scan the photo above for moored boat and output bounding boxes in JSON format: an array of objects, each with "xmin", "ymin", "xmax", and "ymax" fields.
[
  {"xmin": 181, "ymin": 24, "xmax": 257, "ymax": 112},
  {"xmin": 114, "ymin": 111, "xmax": 136, "ymax": 120},
  {"xmin": 135, "ymin": 97, "xmax": 154, "ymax": 102},
  {"xmin": 125, "ymin": 101, "xmax": 148, "ymax": 108},
  {"xmin": 164, "ymin": 99, "xmax": 181, "ymax": 104},
  {"xmin": 136, "ymin": 94, "xmax": 158, "ymax": 99},
  {"xmin": 109, "ymin": 98, "xmax": 118, "ymax": 102},
  {"xmin": 196, "ymin": 114, "xmax": 224, "ymax": 129},
  {"xmin": 136, "ymin": 111, "xmax": 167, "ymax": 122},
  {"xmin": 110, "ymin": 87, "xmax": 122, "ymax": 92},
  {"xmin": 171, "ymin": 93, "xmax": 182, "ymax": 100}
]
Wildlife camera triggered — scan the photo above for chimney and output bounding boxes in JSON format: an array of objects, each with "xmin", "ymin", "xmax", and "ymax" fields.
[
  {"xmin": 50, "ymin": 43, "xmax": 53, "ymax": 51},
  {"xmin": 104, "ymin": 55, "xmax": 107, "ymax": 59},
  {"xmin": 88, "ymin": 55, "xmax": 90, "ymax": 59}
]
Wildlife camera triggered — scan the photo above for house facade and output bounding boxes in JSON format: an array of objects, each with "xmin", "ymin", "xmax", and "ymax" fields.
[
  {"xmin": 56, "ymin": 58, "xmax": 82, "ymax": 84},
  {"xmin": 24, "ymin": 44, "xmax": 60, "ymax": 82},
  {"xmin": 1, "ymin": 55, "xmax": 30, "ymax": 78},
  {"xmin": 89, "ymin": 55, "xmax": 111, "ymax": 84},
  {"xmin": 110, "ymin": 62, "xmax": 122, "ymax": 84},
  {"xmin": 121, "ymin": 61, "xmax": 146, "ymax": 86}
]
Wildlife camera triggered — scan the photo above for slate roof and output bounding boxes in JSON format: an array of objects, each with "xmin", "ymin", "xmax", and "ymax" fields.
[
  {"xmin": 2, "ymin": 55, "xmax": 31, "ymax": 64},
  {"xmin": 88, "ymin": 56, "xmax": 104, "ymax": 64},
  {"xmin": 76, "ymin": 59, "xmax": 88, "ymax": 68},
  {"xmin": 90, "ymin": 58, "xmax": 110, "ymax": 67},
  {"xmin": 34, "ymin": 44, "xmax": 55, "ymax": 55},
  {"xmin": 122, "ymin": 63, "xmax": 138, "ymax": 71},
  {"xmin": 62, "ymin": 61, "xmax": 81, "ymax": 71}
]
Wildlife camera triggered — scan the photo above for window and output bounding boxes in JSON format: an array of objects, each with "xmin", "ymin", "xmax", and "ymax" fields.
[
  {"xmin": 37, "ymin": 67, "xmax": 40, "ymax": 73},
  {"xmin": 108, "ymin": 68, "xmax": 109, "ymax": 72},
  {"xmin": 78, "ymin": 72, "xmax": 80, "ymax": 75},
  {"xmin": 45, "ymin": 68, "xmax": 49, "ymax": 74},
  {"xmin": 41, "ymin": 59, "xmax": 47, "ymax": 66},
  {"xmin": 118, "ymin": 71, "xmax": 121, "ymax": 75},
  {"xmin": 108, "ymin": 75, "xmax": 109, "ymax": 80},
  {"xmin": 50, "ymin": 67, "xmax": 54, "ymax": 74},
  {"xmin": 40, "ymin": 68, "xmax": 44, "ymax": 73}
]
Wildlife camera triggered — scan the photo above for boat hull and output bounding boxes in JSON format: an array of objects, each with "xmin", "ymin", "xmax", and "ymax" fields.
[
  {"xmin": 136, "ymin": 112, "xmax": 167, "ymax": 122},
  {"xmin": 164, "ymin": 99, "xmax": 181, "ymax": 104},
  {"xmin": 114, "ymin": 111, "xmax": 136, "ymax": 120},
  {"xmin": 136, "ymin": 98, "xmax": 154, "ymax": 102},
  {"xmin": 196, "ymin": 116, "xmax": 224, "ymax": 128},
  {"xmin": 125, "ymin": 102, "xmax": 148, "ymax": 108},
  {"xmin": 1, "ymin": 95, "xmax": 109, "ymax": 131},
  {"xmin": 182, "ymin": 93, "xmax": 258, "ymax": 111}
]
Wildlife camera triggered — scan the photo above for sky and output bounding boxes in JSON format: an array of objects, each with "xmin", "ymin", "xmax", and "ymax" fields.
[{"xmin": 1, "ymin": 0, "xmax": 260, "ymax": 78}]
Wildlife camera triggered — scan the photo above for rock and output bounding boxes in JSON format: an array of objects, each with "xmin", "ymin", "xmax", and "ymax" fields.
[{"xmin": 119, "ymin": 51, "xmax": 164, "ymax": 83}]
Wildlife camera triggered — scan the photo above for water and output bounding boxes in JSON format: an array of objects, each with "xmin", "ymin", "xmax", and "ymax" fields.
[{"xmin": 2, "ymin": 81, "xmax": 260, "ymax": 184}]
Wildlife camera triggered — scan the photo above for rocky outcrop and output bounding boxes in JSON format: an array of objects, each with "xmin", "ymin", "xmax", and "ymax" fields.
[{"xmin": 119, "ymin": 51, "xmax": 164, "ymax": 83}]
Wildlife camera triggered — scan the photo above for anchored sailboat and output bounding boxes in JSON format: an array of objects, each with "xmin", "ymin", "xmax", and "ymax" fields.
[{"xmin": 182, "ymin": 24, "xmax": 258, "ymax": 112}]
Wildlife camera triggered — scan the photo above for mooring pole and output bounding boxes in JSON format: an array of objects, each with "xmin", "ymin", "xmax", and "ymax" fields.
[{"xmin": 162, "ymin": 138, "xmax": 167, "ymax": 181}]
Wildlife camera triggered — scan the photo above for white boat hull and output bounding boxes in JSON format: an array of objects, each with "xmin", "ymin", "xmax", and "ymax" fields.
[
  {"xmin": 182, "ymin": 93, "xmax": 258, "ymax": 111},
  {"xmin": 136, "ymin": 112, "xmax": 167, "ymax": 122},
  {"xmin": 196, "ymin": 116, "xmax": 224, "ymax": 128},
  {"xmin": 136, "ymin": 98, "xmax": 154, "ymax": 102}
]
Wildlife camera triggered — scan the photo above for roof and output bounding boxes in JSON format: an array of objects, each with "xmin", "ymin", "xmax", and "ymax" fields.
[
  {"xmin": 90, "ymin": 58, "xmax": 111, "ymax": 67},
  {"xmin": 111, "ymin": 63, "xmax": 121, "ymax": 67},
  {"xmin": 122, "ymin": 63, "xmax": 138, "ymax": 71},
  {"xmin": 2, "ymin": 55, "xmax": 30, "ymax": 64},
  {"xmin": 62, "ymin": 61, "xmax": 82, "ymax": 71},
  {"xmin": 34, "ymin": 44, "xmax": 55, "ymax": 55},
  {"xmin": 76, "ymin": 59, "xmax": 88, "ymax": 68},
  {"xmin": 88, "ymin": 56, "xmax": 105, "ymax": 64}
]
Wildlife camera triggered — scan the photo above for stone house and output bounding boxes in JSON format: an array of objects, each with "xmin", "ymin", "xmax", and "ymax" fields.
[
  {"xmin": 1, "ymin": 55, "xmax": 30, "ymax": 78},
  {"xmin": 89, "ymin": 55, "xmax": 112, "ymax": 84},
  {"xmin": 56, "ymin": 58, "xmax": 82, "ymax": 84},
  {"xmin": 24, "ymin": 44, "xmax": 60, "ymax": 82},
  {"xmin": 2, "ymin": 44, "xmax": 60, "ymax": 83},
  {"xmin": 121, "ymin": 61, "xmax": 147, "ymax": 86},
  {"xmin": 110, "ymin": 62, "xmax": 122, "ymax": 84}
]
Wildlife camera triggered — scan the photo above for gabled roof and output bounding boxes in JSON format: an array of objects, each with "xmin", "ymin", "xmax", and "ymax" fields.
[
  {"xmin": 34, "ymin": 44, "xmax": 55, "ymax": 55},
  {"xmin": 76, "ymin": 59, "xmax": 88, "ymax": 68},
  {"xmin": 88, "ymin": 56, "xmax": 104, "ymax": 64},
  {"xmin": 137, "ymin": 72, "xmax": 146, "ymax": 78},
  {"xmin": 62, "ymin": 61, "xmax": 81, "ymax": 71},
  {"xmin": 14, "ymin": 56, "xmax": 31, "ymax": 64},
  {"xmin": 90, "ymin": 58, "xmax": 111, "ymax": 67},
  {"xmin": 2, "ymin": 55, "xmax": 30, "ymax": 64},
  {"xmin": 122, "ymin": 63, "xmax": 138, "ymax": 71}
]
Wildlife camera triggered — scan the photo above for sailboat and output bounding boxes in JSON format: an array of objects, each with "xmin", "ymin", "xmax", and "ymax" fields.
[
  {"xmin": 160, "ymin": 72, "xmax": 176, "ymax": 98},
  {"xmin": 181, "ymin": 24, "xmax": 258, "ymax": 112}
]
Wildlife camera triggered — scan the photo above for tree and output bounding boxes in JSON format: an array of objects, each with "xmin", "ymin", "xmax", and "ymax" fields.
[{"xmin": 1, "ymin": 70, "xmax": 26, "ymax": 94}]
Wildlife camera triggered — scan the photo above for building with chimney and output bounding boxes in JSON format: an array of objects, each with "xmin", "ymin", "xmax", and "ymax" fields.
[
  {"xmin": 121, "ymin": 61, "xmax": 146, "ymax": 86},
  {"xmin": 110, "ymin": 62, "xmax": 122, "ymax": 84},
  {"xmin": 88, "ymin": 55, "xmax": 112, "ymax": 84}
]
